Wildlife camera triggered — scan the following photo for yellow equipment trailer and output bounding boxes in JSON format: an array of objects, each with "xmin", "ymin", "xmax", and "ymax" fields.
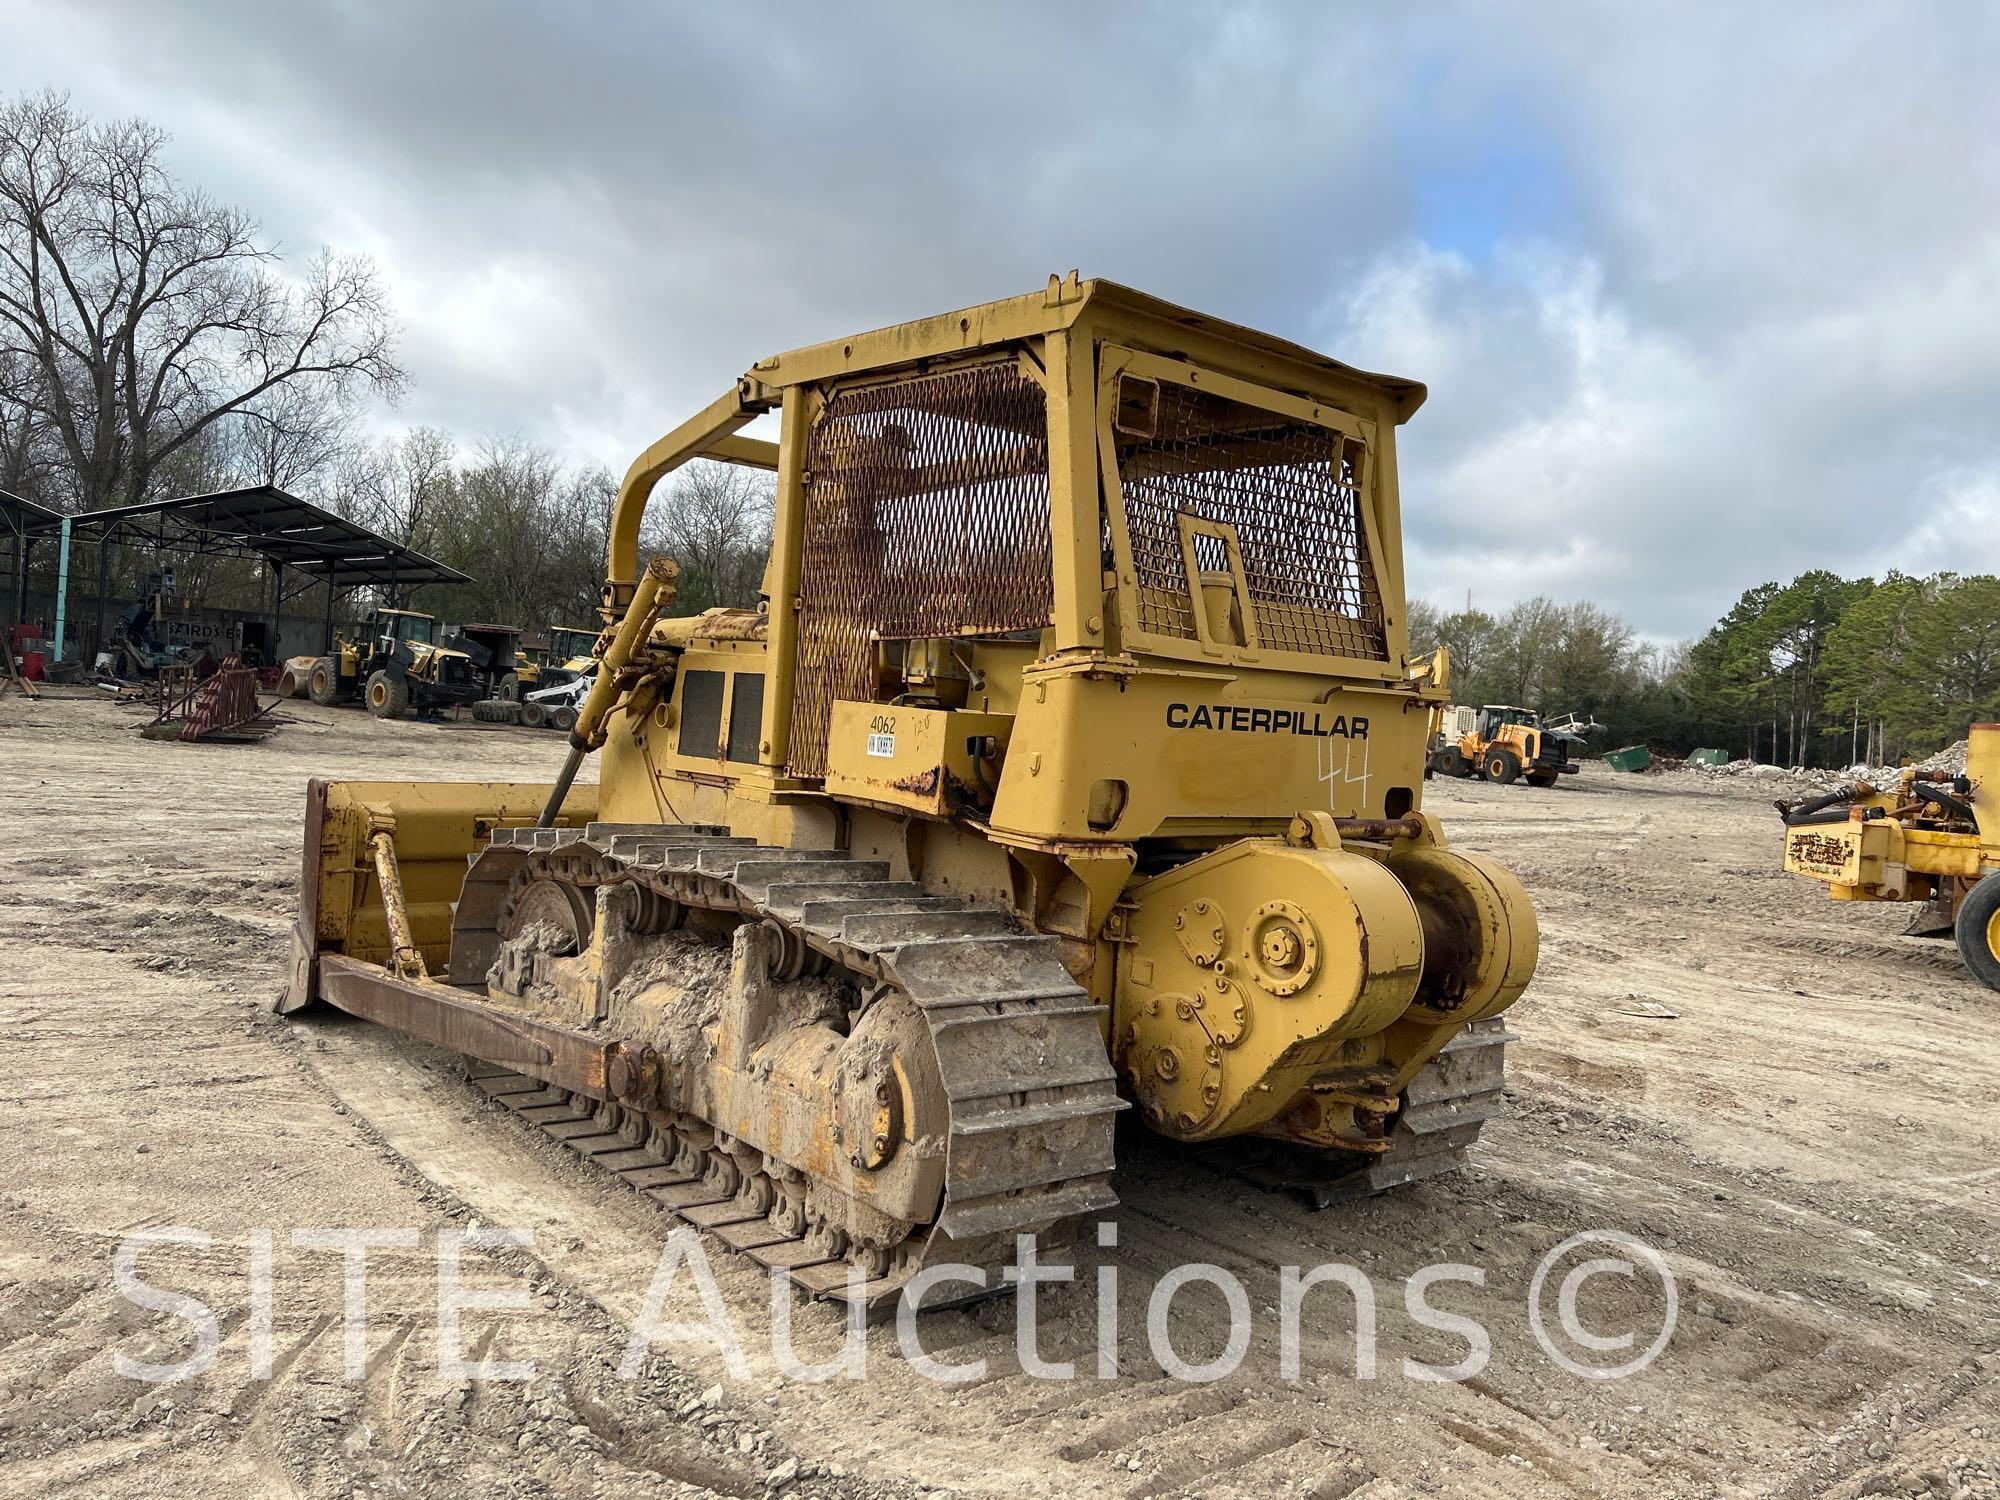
[
  {"xmin": 1781, "ymin": 724, "xmax": 2000, "ymax": 990},
  {"xmin": 279, "ymin": 277, "xmax": 1540, "ymax": 1309}
]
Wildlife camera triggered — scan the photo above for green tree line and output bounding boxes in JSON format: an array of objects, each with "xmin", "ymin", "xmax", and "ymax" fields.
[
  {"xmin": 1681, "ymin": 570, "xmax": 1999, "ymax": 766},
  {"xmin": 1409, "ymin": 571, "xmax": 1999, "ymax": 767}
]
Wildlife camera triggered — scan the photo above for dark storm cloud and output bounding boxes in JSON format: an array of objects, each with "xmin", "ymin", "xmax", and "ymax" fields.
[{"xmin": 5, "ymin": 1, "xmax": 1998, "ymax": 639}]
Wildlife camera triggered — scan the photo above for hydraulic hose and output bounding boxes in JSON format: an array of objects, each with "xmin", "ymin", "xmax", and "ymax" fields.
[
  {"xmin": 1777, "ymin": 781, "xmax": 1977, "ymax": 829},
  {"xmin": 1910, "ymin": 781, "xmax": 1979, "ymax": 825},
  {"xmin": 1778, "ymin": 787, "xmax": 1857, "ymax": 826}
]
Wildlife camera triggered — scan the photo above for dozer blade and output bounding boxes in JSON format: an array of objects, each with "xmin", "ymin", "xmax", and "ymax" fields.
[{"xmin": 281, "ymin": 777, "xmax": 601, "ymax": 1014}]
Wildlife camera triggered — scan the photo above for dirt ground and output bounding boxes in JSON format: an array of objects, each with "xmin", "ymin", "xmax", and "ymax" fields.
[{"xmin": 0, "ymin": 690, "xmax": 1994, "ymax": 1500}]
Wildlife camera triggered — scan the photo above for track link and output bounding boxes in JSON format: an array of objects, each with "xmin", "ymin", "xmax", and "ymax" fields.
[{"xmin": 451, "ymin": 821, "xmax": 1125, "ymax": 1310}]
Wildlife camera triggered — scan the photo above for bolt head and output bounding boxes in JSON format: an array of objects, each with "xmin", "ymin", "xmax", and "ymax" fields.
[{"xmin": 606, "ymin": 1054, "xmax": 635, "ymax": 1097}]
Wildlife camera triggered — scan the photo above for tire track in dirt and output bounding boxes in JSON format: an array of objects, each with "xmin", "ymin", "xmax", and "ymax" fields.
[{"xmin": 4, "ymin": 695, "xmax": 1995, "ymax": 1498}]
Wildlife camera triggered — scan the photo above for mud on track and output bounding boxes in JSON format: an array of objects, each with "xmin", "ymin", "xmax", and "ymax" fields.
[{"xmin": 0, "ymin": 692, "xmax": 1994, "ymax": 1499}]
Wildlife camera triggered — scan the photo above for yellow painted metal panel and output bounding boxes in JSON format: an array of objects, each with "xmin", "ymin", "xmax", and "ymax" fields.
[{"xmin": 824, "ymin": 700, "xmax": 1012, "ymax": 819}]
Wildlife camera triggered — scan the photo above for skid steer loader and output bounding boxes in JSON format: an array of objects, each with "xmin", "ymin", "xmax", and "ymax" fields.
[
  {"xmin": 519, "ymin": 663, "xmax": 594, "ymax": 731},
  {"xmin": 278, "ymin": 276, "xmax": 1540, "ymax": 1310}
]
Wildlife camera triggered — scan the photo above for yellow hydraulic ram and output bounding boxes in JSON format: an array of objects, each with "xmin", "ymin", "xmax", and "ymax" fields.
[{"xmin": 536, "ymin": 555, "xmax": 679, "ymax": 828}]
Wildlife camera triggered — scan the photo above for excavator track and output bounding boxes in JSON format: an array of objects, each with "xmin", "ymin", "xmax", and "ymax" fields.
[{"xmin": 445, "ymin": 821, "xmax": 1125, "ymax": 1311}]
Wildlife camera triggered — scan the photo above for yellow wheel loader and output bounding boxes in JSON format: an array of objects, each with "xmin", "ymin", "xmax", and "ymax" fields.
[
  {"xmin": 278, "ymin": 277, "xmax": 1540, "ymax": 1309},
  {"xmin": 305, "ymin": 608, "xmax": 484, "ymax": 719},
  {"xmin": 1412, "ymin": 647, "xmax": 1450, "ymax": 782},
  {"xmin": 1780, "ymin": 724, "xmax": 2000, "ymax": 990},
  {"xmin": 1430, "ymin": 705, "xmax": 1580, "ymax": 788}
]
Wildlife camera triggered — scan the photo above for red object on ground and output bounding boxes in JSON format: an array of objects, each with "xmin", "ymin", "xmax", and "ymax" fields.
[
  {"xmin": 19, "ymin": 651, "xmax": 44, "ymax": 681},
  {"xmin": 178, "ymin": 652, "xmax": 265, "ymax": 741}
]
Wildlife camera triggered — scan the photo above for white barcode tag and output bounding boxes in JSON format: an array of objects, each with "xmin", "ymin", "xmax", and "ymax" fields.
[{"xmin": 866, "ymin": 732, "xmax": 896, "ymax": 758}]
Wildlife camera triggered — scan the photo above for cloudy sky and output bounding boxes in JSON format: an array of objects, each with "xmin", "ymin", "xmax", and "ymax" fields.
[{"xmin": 5, "ymin": 2, "xmax": 1997, "ymax": 640}]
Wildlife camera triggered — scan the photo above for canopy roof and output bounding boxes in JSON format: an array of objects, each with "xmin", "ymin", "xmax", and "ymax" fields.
[
  {"xmin": 17, "ymin": 486, "xmax": 469, "ymax": 588},
  {"xmin": 1, "ymin": 488, "xmax": 62, "ymax": 541}
]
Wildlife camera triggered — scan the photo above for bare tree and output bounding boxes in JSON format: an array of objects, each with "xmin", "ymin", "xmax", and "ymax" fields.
[
  {"xmin": 0, "ymin": 344, "xmax": 55, "ymax": 498},
  {"xmin": 336, "ymin": 426, "xmax": 456, "ymax": 552},
  {"xmin": 437, "ymin": 438, "xmax": 615, "ymax": 627},
  {"xmin": 644, "ymin": 458, "xmax": 774, "ymax": 613},
  {"xmin": 451, "ymin": 434, "xmax": 562, "ymax": 622},
  {"xmin": 0, "ymin": 91, "xmax": 402, "ymax": 516},
  {"xmin": 541, "ymin": 462, "xmax": 616, "ymax": 625},
  {"xmin": 231, "ymin": 379, "xmax": 361, "ymax": 492}
]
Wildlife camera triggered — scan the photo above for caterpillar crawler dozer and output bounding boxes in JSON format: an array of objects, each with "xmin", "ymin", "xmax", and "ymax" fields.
[
  {"xmin": 1780, "ymin": 724, "xmax": 2000, "ymax": 990},
  {"xmin": 279, "ymin": 276, "xmax": 1539, "ymax": 1310}
]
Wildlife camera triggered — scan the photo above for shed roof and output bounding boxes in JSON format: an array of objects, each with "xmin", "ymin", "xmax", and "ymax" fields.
[{"xmin": 32, "ymin": 486, "xmax": 469, "ymax": 588}]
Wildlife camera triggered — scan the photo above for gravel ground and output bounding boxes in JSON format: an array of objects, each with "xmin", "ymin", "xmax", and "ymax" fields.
[{"xmin": 0, "ymin": 689, "xmax": 1994, "ymax": 1499}]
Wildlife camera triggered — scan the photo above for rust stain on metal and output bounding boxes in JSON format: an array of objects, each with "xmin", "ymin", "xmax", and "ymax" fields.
[
  {"xmin": 888, "ymin": 766, "xmax": 941, "ymax": 797},
  {"xmin": 942, "ymin": 768, "xmax": 986, "ymax": 813}
]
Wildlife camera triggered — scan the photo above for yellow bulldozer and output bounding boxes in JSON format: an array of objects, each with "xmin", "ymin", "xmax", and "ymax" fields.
[
  {"xmin": 277, "ymin": 277, "xmax": 1540, "ymax": 1309},
  {"xmin": 305, "ymin": 607, "xmax": 485, "ymax": 718},
  {"xmin": 1780, "ymin": 724, "xmax": 2000, "ymax": 990}
]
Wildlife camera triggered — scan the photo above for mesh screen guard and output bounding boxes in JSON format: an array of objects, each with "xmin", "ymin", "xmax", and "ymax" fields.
[
  {"xmin": 787, "ymin": 360, "xmax": 1053, "ymax": 777},
  {"xmin": 1115, "ymin": 377, "xmax": 1388, "ymax": 661}
]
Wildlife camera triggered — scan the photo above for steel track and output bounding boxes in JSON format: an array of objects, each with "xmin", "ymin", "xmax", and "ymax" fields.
[
  {"xmin": 455, "ymin": 821, "xmax": 1124, "ymax": 1310},
  {"xmin": 448, "ymin": 822, "xmax": 1514, "ymax": 1307}
]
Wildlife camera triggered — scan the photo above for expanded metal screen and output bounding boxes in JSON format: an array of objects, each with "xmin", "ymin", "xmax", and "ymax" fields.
[
  {"xmin": 787, "ymin": 360, "xmax": 1052, "ymax": 777},
  {"xmin": 1115, "ymin": 379, "xmax": 1388, "ymax": 660}
]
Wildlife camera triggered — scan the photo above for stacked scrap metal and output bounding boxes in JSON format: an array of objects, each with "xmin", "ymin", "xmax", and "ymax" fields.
[{"xmin": 143, "ymin": 654, "xmax": 278, "ymax": 743}]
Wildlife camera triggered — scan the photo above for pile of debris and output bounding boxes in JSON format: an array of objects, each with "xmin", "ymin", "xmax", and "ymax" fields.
[
  {"xmin": 1680, "ymin": 737, "xmax": 1972, "ymax": 792},
  {"xmin": 1913, "ymin": 737, "xmax": 1972, "ymax": 777},
  {"xmin": 1686, "ymin": 758, "xmax": 1805, "ymax": 783}
]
